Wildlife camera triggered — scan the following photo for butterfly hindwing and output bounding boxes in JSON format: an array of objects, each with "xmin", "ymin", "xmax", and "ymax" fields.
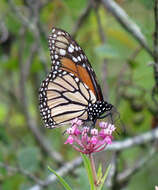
[{"xmin": 39, "ymin": 69, "xmax": 97, "ymax": 128}]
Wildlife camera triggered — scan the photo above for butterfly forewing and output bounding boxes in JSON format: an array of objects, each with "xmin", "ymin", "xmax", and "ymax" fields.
[{"xmin": 48, "ymin": 28, "xmax": 103, "ymax": 101}]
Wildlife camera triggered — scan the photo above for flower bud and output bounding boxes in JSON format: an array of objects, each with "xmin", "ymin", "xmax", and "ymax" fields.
[
  {"xmin": 91, "ymin": 129, "xmax": 98, "ymax": 136},
  {"xmin": 64, "ymin": 135, "xmax": 74, "ymax": 144},
  {"xmin": 90, "ymin": 136, "xmax": 98, "ymax": 145},
  {"xmin": 99, "ymin": 122, "xmax": 109, "ymax": 129}
]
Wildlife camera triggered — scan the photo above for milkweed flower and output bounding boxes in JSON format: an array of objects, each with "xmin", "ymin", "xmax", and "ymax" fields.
[{"xmin": 64, "ymin": 118, "xmax": 116, "ymax": 154}]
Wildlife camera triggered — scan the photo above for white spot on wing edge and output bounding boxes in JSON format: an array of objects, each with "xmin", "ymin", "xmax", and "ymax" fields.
[
  {"xmin": 77, "ymin": 56, "xmax": 81, "ymax": 61},
  {"xmin": 72, "ymin": 57, "xmax": 78, "ymax": 62},
  {"xmin": 55, "ymin": 55, "xmax": 58, "ymax": 59},
  {"xmin": 58, "ymin": 31, "xmax": 62, "ymax": 35},
  {"xmin": 68, "ymin": 46, "xmax": 74, "ymax": 53},
  {"xmin": 52, "ymin": 28, "xmax": 55, "ymax": 33},
  {"xmin": 59, "ymin": 49, "xmax": 66, "ymax": 56}
]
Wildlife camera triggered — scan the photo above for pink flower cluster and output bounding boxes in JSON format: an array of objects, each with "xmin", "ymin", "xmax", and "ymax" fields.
[{"xmin": 64, "ymin": 118, "xmax": 116, "ymax": 154}]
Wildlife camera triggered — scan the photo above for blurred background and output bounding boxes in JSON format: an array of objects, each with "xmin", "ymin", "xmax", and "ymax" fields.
[{"xmin": 0, "ymin": 0, "xmax": 158, "ymax": 189}]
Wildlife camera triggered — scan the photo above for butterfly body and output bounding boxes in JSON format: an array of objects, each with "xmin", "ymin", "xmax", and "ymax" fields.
[
  {"xmin": 39, "ymin": 28, "xmax": 113, "ymax": 128},
  {"xmin": 87, "ymin": 101, "xmax": 113, "ymax": 122}
]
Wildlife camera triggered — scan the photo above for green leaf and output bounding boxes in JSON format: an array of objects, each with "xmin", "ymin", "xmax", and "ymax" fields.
[
  {"xmin": 97, "ymin": 164, "xmax": 103, "ymax": 181},
  {"xmin": 48, "ymin": 166, "xmax": 72, "ymax": 190},
  {"xmin": 98, "ymin": 164, "xmax": 111, "ymax": 190},
  {"xmin": 81, "ymin": 154, "xmax": 95, "ymax": 190}
]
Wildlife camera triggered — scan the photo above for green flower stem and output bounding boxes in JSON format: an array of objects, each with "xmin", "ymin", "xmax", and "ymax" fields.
[{"xmin": 89, "ymin": 153, "xmax": 98, "ymax": 187}]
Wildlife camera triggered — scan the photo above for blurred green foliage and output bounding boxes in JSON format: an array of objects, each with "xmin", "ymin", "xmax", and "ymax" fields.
[{"xmin": 0, "ymin": 0, "xmax": 158, "ymax": 190}]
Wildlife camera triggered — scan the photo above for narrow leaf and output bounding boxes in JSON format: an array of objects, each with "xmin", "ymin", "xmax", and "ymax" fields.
[
  {"xmin": 48, "ymin": 166, "xmax": 72, "ymax": 190},
  {"xmin": 98, "ymin": 164, "xmax": 111, "ymax": 190},
  {"xmin": 97, "ymin": 164, "xmax": 103, "ymax": 181},
  {"xmin": 81, "ymin": 154, "xmax": 95, "ymax": 190}
]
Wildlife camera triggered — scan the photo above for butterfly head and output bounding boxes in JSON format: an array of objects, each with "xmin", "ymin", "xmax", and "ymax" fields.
[{"xmin": 87, "ymin": 101, "xmax": 113, "ymax": 122}]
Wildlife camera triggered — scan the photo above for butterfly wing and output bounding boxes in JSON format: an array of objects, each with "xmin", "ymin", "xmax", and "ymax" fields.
[
  {"xmin": 39, "ymin": 70, "xmax": 97, "ymax": 128},
  {"xmin": 39, "ymin": 28, "xmax": 104, "ymax": 128},
  {"xmin": 48, "ymin": 28, "xmax": 103, "ymax": 101}
]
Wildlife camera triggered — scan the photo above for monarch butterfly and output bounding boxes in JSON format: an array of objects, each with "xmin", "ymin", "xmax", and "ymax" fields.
[{"xmin": 39, "ymin": 28, "xmax": 113, "ymax": 128}]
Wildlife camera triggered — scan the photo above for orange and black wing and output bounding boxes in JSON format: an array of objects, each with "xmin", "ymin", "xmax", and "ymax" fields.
[
  {"xmin": 39, "ymin": 28, "xmax": 104, "ymax": 128},
  {"xmin": 48, "ymin": 28, "xmax": 103, "ymax": 101}
]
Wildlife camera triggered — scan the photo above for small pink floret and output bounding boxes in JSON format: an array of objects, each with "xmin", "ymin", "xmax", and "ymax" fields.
[
  {"xmin": 99, "ymin": 122, "xmax": 109, "ymax": 129},
  {"xmin": 64, "ymin": 135, "xmax": 74, "ymax": 144},
  {"xmin": 109, "ymin": 124, "xmax": 116, "ymax": 132},
  {"xmin": 71, "ymin": 118, "xmax": 83, "ymax": 127},
  {"xmin": 81, "ymin": 133, "xmax": 88, "ymax": 143},
  {"xmin": 82, "ymin": 127, "xmax": 89, "ymax": 134},
  {"xmin": 91, "ymin": 128, "xmax": 98, "ymax": 135},
  {"xmin": 65, "ymin": 118, "xmax": 115, "ymax": 154},
  {"xmin": 73, "ymin": 127, "xmax": 81, "ymax": 135},
  {"xmin": 104, "ymin": 136, "xmax": 112, "ymax": 144},
  {"xmin": 66, "ymin": 127, "xmax": 75, "ymax": 135},
  {"xmin": 90, "ymin": 136, "xmax": 98, "ymax": 145}
]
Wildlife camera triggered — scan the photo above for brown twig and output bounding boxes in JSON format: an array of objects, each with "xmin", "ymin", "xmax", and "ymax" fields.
[{"xmin": 106, "ymin": 128, "xmax": 158, "ymax": 151}]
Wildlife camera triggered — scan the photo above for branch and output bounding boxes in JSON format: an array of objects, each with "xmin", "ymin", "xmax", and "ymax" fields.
[
  {"xmin": 7, "ymin": 0, "xmax": 35, "ymax": 31},
  {"xmin": 106, "ymin": 127, "xmax": 158, "ymax": 151},
  {"xmin": 101, "ymin": 0, "xmax": 153, "ymax": 58},
  {"xmin": 0, "ymin": 21, "xmax": 9, "ymax": 43},
  {"xmin": 23, "ymin": 42, "xmax": 38, "ymax": 82}
]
